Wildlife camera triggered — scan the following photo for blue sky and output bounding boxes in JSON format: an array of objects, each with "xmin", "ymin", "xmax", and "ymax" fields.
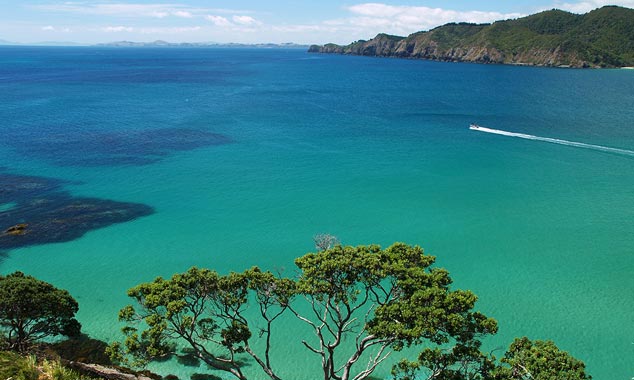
[{"xmin": 1, "ymin": 0, "xmax": 633, "ymax": 44}]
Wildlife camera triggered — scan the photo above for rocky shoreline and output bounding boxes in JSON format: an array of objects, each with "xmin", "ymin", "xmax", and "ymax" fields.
[
  {"xmin": 309, "ymin": 36, "xmax": 587, "ymax": 68},
  {"xmin": 309, "ymin": 6, "xmax": 634, "ymax": 68}
]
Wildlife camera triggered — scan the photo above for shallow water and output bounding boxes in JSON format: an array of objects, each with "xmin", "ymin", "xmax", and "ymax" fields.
[{"xmin": 1, "ymin": 46, "xmax": 633, "ymax": 379}]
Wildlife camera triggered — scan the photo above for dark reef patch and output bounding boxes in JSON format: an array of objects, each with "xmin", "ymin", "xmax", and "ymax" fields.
[
  {"xmin": 0, "ymin": 172, "xmax": 153, "ymax": 250},
  {"xmin": 4, "ymin": 127, "xmax": 232, "ymax": 167},
  {"xmin": 0, "ymin": 173, "xmax": 66, "ymax": 203}
]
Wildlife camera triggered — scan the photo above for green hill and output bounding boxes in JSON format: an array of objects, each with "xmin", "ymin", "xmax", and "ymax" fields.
[{"xmin": 309, "ymin": 6, "xmax": 634, "ymax": 68}]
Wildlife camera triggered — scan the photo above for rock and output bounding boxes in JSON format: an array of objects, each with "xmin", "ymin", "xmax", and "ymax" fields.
[
  {"xmin": 3, "ymin": 223, "xmax": 28, "ymax": 236},
  {"xmin": 65, "ymin": 362, "xmax": 155, "ymax": 380}
]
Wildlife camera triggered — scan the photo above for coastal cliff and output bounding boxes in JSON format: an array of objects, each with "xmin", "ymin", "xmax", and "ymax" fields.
[{"xmin": 309, "ymin": 6, "xmax": 634, "ymax": 68}]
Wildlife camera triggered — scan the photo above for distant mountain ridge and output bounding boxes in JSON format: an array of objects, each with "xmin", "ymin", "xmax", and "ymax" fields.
[
  {"xmin": 0, "ymin": 39, "xmax": 86, "ymax": 46},
  {"xmin": 97, "ymin": 40, "xmax": 309, "ymax": 48},
  {"xmin": 0, "ymin": 39, "xmax": 308, "ymax": 48},
  {"xmin": 309, "ymin": 6, "xmax": 634, "ymax": 68}
]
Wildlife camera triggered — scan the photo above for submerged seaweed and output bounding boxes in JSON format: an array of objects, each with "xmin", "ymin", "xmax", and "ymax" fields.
[
  {"xmin": 0, "ymin": 172, "xmax": 153, "ymax": 250},
  {"xmin": 3, "ymin": 127, "xmax": 232, "ymax": 167}
]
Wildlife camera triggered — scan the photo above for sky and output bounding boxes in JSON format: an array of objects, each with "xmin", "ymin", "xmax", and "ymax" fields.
[{"xmin": 1, "ymin": 0, "xmax": 633, "ymax": 45}]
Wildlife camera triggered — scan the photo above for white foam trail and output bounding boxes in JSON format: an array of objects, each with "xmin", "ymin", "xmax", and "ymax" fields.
[{"xmin": 469, "ymin": 125, "xmax": 634, "ymax": 157}]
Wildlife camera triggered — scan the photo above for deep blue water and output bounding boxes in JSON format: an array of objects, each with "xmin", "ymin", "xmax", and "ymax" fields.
[{"xmin": 1, "ymin": 46, "xmax": 633, "ymax": 379}]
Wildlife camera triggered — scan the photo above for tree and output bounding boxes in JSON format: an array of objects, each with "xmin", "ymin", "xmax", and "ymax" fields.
[
  {"xmin": 313, "ymin": 233, "xmax": 340, "ymax": 252},
  {"xmin": 392, "ymin": 336, "xmax": 591, "ymax": 380},
  {"xmin": 111, "ymin": 243, "xmax": 589, "ymax": 380},
  {"xmin": 109, "ymin": 267, "xmax": 294, "ymax": 380},
  {"xmin": 492, "ymin": 337, "xmax": 591, "ymax": 380},
  {"xmin": 0, "ymin": 271, "xmax": 81, "ymax": 352},
  {"xmin": 291, "ymin": 243, "xmax": 497, "ymax": 380},
  {"xmin": 393, "ymin": 342, "xmax": 496, "ymax": 380}
]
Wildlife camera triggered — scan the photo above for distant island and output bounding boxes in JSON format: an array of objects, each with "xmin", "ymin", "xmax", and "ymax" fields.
[
  {"xmin": 0, "ymin": 39, "xmax": 85, "ymax": 46},
  {"xmin": 0, "ymin": 39, "xmax": 309, "ymax": 49},
  {"xmin": 96, "ymin": 40, "xmax": 309, "ymax": 49},
  {"xmin": 309, "ymin": 6, "xmax": 634, "ymax": 68}
]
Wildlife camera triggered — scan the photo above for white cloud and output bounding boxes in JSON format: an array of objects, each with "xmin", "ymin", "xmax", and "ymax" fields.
[
  {"xmin": 32, "ymin": 3, "xmax": 254, "ymax": 19},
  {"xmin": 34, "ymin": 1, "xmax": 632, "ymax": 45},
  {"xmin": 173, "ymin": 11, "xmax": 193, "ymax": 18},
  {"xmin": 139, "ymin": 26, "xmax": 202, "ymax": 34},
  {"xmin": 102, "ymin": 26, "xmax": 134, "ymax": 32},
  {"xmin": 232, "ymin": 15, "xmax": 261, "ymax": 26},
  {"xmin": 150, "ymin": 11, "xmax": 169, "ymax": 18},
  {"xmin": 272, "ymin": 24, "xmax": 327, "ymax": 33},
  {"xmin": 552, "ymin": 0, "xmax": 634, "ymax": 13},
  {"xmin": 260, "ymin": 3, "xmax": 533, "ymax": 44},
  {"xmin": 40, "ymin": 25, "xmax": 72, "ymax": 32},
  {"xmin": 344, "ymin": 3, "xmax": 522, "ymax": 35},
  {"xmin": 348, "ymin": 3, "xmax": 403, "ymax": 17},
  {"xmin": 34, "ymin": 3, "xmax": 180, "ymax": 18},
  {"xmin": 204, "ymin": 14, "xmax": 262, "ymax": 29},
  {"xmin": 206, "ymin": 15, "xmax": 232, "ymax": 27}
]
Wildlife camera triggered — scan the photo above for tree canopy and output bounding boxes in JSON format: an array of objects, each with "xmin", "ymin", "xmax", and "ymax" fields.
[
  {"xmin": 0, "ymin": 271, "xmax": 81, "ymax": 352},
  {"xmin": 110, "ymin": 242, "xmax": 590, "ymax": 380},
  {"xmin": 493, "ymin": 337, "xmax": 591, "ymax": 380},
  {"xmin": 291, "ymin": 243, "xmax": 497, "ymax": 380},
  {"xmin": 109, "ymin": 267, "xmax": 294, "ymax": 380}
]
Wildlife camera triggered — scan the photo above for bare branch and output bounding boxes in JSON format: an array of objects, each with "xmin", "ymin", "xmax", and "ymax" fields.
[
  {"xmin": 313, "ymin": 233, "xmax": 340, "ymax": 251},
  {"xmin": 244, "ymin": 345, "xmax": 282, "ymax": 380},
  {"xmin": 302, "ymin": 340, "xmax": 324, "ymax": 355},
  {"xmin": 351, "ymin": 341, "xmax": 392, "ymax": 380}
]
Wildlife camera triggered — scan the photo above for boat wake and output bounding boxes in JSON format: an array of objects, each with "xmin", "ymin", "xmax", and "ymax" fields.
[{"xmin": 469, "ymin": 124, "xmax": 634, "ymax": 157}]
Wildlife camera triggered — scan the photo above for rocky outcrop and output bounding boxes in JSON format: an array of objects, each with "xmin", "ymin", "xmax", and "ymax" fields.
[
  {"xmin": 311, "ymin": 37, "xmax": 581, "ymax": 66},
  {"xmin": 65, "ymin": 362, "xmax": 156, "ymax": 380},
  {"xmin": 2, "ymin": 224, "xmax": 28, "ymax": 236},
  {"xmin": 309, "ymin": 6, "xmax": 634, "ymax": 68}
]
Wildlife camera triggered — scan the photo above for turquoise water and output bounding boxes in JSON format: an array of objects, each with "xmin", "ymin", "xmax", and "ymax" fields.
[{"xmin": 1, "ymin": 46, "xmax": 633, "ymax": 379}]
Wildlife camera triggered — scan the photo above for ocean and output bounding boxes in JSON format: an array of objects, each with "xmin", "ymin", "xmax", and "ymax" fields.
[{"xmin": 0, "ymin": 46, "xmax": 633, "ymax": 379}]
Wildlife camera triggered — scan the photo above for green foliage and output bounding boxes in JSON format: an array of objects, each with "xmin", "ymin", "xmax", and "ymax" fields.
[
  {"xmin": 374, "ymin": 33, "xmax": 406, "ymax": 42},
  {"xmin": 426, "ymin": 23, "xmax": 488, "ymax": 50},
  {"xmin": 0, "ymin": 351, "xmax": 39, "ymax": 380},
  {"xmin": 294, "ymin": 244, "xmax": 385, "ymax": 303},
  {"xmin": 0, "ymin": 351, "xmax": 97, "ymax": 380},
  {"xmin": 293, "ymin": 243, "xmax": 497, "ymax": 380},
  {"xmin": 114, "ymin": 243, "xmax": 591, "ymax": 380},
  {"xmin": 323, "ymin": 6, "xmax": 634, "ymax": 67},
  {"xmin": 515, "ymin": 9, "xmax": 579, "ymax": 35},
  {"xmin": 367, "ymin": 244, "xmax": 497, "ymax": 347},
  {"xmin": 392, "ymin": 337, "xmax": 591, "ymax": 380},
  {"xmin": 492, "ymin": 337, "xmax": 591, "ymax": 380},
  {"xmin": 0, "ymin": 272, "xmax": 81, "ymax": 352},
  {"xmin": 41, "ymin": 358, "xmax": 85, "ymax": 380},
  {"xmin": 393, "ymin": 341, "xmax": 495, "ymax": 380},
  {"xmin": 450, "ymin": 7, "xmax": 634, "ymax": 66},
  {"xmin": 112, "ymin": 267, "xmax": 293, "ymax": 380}
]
